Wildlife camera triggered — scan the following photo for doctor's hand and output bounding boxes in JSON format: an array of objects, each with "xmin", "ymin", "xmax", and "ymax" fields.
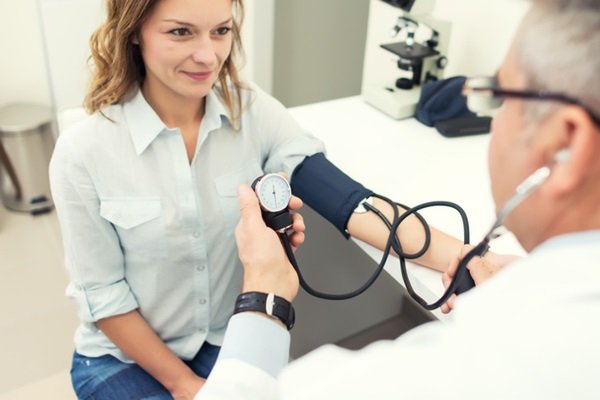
[
  {"xmin": 235, "ymin": 184, "xmax": 301, "ymax": 303},
  {"xmin": 440, "ymin": 246, "xmax": 521, "ymax": 314}
]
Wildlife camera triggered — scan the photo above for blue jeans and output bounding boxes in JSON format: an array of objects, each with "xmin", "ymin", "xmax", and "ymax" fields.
[{"xmin": 71, "ymin": 342, "xmax": 220, "ymax": 400}]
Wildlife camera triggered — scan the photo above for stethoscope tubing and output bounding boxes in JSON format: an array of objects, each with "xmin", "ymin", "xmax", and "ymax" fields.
[{"xmin": 277, "ymin": 164, "xmax": 550, "ymax": 309}]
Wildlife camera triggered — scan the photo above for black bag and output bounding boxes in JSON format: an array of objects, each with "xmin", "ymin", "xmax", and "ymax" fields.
[{"xmin": 415, "ymin": 76, "xmax": 475, "ymax": 127}]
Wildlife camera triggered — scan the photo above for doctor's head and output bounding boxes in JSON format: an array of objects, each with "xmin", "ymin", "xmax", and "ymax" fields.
[
  {"xmin": 486, "ymin": 0, "xmax": 600, "ymax": 250},
  {"xmin": 84, "ymin": 0, "xmax": 245, "ymax": 122}
]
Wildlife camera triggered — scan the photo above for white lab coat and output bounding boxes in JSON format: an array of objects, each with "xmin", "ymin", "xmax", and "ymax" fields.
[{"xmin": 199, "ymin": 231, "xmax": 600, "ymax": 399}]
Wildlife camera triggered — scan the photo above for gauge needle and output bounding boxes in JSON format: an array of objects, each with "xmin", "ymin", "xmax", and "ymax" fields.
[{"xmin": 272, "ymin": 185, "xmax": 277, "ymax": 203}]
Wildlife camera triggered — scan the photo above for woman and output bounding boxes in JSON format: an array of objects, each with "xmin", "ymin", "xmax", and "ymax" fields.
[
  {"xmin": 51, "ymin": 0, "xmax": 320, "ymax": 398},
  {"xmin": 50, "ymin": 0, "xmax": 471, "ymax": 398}
]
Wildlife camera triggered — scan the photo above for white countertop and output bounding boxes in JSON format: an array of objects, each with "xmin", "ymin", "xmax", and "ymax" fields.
[{"xmin": 289, "ymin": 96, "xmax": 525, "ymax": 318}]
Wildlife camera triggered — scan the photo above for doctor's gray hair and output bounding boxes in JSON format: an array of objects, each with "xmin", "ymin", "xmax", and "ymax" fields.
[{"xmin": 516, "ymin": 0, "xmax": 600, "ymax": 124}]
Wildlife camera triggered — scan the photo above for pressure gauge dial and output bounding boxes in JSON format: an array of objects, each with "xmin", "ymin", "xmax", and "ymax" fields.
[{"xmin": 252, "ymin": 174, "xmax": 292, "ymax": 213}]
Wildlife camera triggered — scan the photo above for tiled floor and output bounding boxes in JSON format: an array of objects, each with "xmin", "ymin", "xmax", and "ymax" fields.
[{"xmin": 0, "ymin": 205, "xmax": 77, "ymax": 398}]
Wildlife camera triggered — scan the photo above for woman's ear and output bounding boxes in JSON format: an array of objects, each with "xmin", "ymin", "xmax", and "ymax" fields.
[
  {"xmin": 544, "ymin": 106, "xmax": 599, "ymax": 199},
  {"xmin": 132, "ymin": 33, "xmax": 140, "ymax": 45}
]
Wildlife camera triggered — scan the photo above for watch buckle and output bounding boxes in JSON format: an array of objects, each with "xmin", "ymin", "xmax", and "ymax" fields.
[{"xmin": 265, "ymin": 293, "xmax": 275, "ymax": 317}]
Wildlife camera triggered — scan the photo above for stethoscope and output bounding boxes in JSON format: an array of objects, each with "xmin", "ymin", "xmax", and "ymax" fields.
[{"xmin": 252, "ymin": 150, "xmax": 567, "ymax": 310}]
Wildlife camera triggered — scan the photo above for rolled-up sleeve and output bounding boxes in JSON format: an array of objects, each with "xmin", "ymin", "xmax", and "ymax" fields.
[
  {"xmin": 249, "ymin": 85, "xmax": 326, "ymax": 178},
  {"xmin": 50, "ymin": 135, "xmax": 138, "ymax": 323}
]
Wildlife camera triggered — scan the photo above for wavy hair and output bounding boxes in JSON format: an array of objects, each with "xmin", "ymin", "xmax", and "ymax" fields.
[{"xmin": 84, "ymin": 0, "xmax": 246, "ymax": 126}]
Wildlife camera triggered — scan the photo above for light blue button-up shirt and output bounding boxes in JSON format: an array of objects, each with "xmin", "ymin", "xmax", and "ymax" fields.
[{"xmin": 49, "ymin": 84, "xmax": 325, "ymax": 362}]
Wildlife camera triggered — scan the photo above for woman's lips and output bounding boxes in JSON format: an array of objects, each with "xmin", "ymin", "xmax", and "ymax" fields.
[{"xmin": 183, "ymin": 71, "xmax": 212, "ymax": 81}]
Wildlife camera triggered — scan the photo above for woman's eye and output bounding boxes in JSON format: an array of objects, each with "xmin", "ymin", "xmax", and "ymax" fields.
[
  {"xmin": 170, "ymin": 28, "xmax": 190, "ymax": 37},
  {"xmin": 214, "ymin": 27, "xmax": 232, "ymax": 35}
]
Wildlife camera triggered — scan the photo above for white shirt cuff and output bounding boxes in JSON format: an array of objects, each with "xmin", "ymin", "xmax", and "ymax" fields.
[{"xmin": 216, "ymin": 312, "xmax": 291, "ymax": 377}]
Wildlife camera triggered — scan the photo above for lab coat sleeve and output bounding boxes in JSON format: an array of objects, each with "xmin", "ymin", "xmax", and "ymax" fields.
[
  {"xmin": 196, "ymin": 312, "xmax": 450, "ymax": 400},
  {"xmin": 197, "ymin": 322, "xmax": 447, "ymax": 400},
  {"xmin": 196, "ymin": 313, "xmax": 464, "ymax": 399},
  {"xmin": 197, "ymin": 359, "xmax": 279, "ymax": 400},
  {"xmin": 196, "ymin": 313, "xmax": 290, "ymax": 400}
]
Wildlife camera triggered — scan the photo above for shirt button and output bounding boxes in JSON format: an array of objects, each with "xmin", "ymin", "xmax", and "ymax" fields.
[
  {"xmin": 199, "ymin": 298, "xmax": 207, "ymax": 305},
  {"xmin": 196, "ymin": 265, "xmax": 206, "ymax": 272},
  {"xmin": 192, "ymin": 231, "xmax": 201, "ymax": 238}
]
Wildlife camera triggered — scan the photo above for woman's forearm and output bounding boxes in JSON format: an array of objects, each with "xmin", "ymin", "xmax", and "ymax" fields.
[
  {"xmin": 96, "ymin": 310, "xmax": 199, "ymax": 393},
  {"xmin": 346, "ymin": 197, "xmax": 463, "ymax": 272}
]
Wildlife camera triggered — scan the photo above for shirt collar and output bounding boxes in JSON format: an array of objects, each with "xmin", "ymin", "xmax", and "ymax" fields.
[
  {"xmin": 204, "ymin": 87, "xmax": 231, "ymax": 132},
  {"xmin": 533, "ymin": 229, "xmax": 600, "ymax": 255},
  {"xmin": 123, "ymin": 86, "xmax": 231, "ymax": 156}
]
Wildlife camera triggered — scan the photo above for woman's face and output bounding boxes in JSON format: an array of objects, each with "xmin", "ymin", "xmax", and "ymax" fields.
[{"xmin": 137, "ymin": 0, "xmax": 234, "ymax": 103}]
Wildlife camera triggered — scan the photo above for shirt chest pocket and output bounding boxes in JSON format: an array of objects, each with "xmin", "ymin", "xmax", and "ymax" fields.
[
  {"xmin": 214, "ymin": 164, "xmax": 264, "ymax": 234},
  {"xmin": 100, "ymin": 197, "xmax": 166, "ymax": 259}
]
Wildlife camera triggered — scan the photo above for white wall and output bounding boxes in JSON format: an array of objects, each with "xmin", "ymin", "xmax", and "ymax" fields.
[
  {"xmin": 0, "ymin": 0, "xmax": 530, "ymax": 113},
  {"xmin": 362, "ymin": 0, "xmax": 531, "ymax": 90},
  {"xmin": 0, "ymin": 0, "xmax": 273, "ymax": 115},
  {"xmin": 271, "ymin": 0, "xmax": 369, "ymax": 107},
  {"xmin": 0, "ymin": 0, "xmax": 52, "ymax": 108},
  {"xmin": 243, "ymin": 0, "xmax": 275, "ymax": 93},
  {"xmin": 38, "ymin": 0, "xmax": 105, "ymax": 112}
]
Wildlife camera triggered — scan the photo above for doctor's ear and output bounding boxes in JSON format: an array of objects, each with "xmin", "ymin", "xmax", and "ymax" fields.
[
  {"xmin": 545, "ymin": 106, "xmax": 600, "ymax": 198},
  {"xmin": 131, "ymin": 33, "xmax": 140, "ymax": 45}
]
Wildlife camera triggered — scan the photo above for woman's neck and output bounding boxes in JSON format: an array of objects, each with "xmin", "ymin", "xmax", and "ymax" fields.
[{"xmin": 141, "ymin": 79, "xmax": 205, "ymax": 128}]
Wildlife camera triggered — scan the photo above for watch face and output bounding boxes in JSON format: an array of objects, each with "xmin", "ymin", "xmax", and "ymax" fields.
[{"xmin": 255, "ymin": 174, "xmax": 292, "ymax": 212}]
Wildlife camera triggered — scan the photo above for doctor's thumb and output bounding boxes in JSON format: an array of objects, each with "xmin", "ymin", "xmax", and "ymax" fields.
[{"xmin": 237, "ymin": 184, "xmax": 262, "ymax": 223}]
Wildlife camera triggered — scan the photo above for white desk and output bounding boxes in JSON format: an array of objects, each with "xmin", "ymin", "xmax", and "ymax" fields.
[{"xmin": 289, "ymin": 96, "xmax": 525, "ymax": 319}]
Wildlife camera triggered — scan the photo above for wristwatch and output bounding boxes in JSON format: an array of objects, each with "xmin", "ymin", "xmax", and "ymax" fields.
[{"xmin": 233, "ymin": 292, "xmax": 295, "ymax": 330}]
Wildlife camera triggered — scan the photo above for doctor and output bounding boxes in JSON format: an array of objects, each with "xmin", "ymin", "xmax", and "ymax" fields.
[{"xmin": 198, "ymin": 0, "xmax": 600, "ymax": 398}]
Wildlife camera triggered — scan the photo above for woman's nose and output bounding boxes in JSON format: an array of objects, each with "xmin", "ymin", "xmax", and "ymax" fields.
[{"xmin": 191, "ymin": 36, "xmax": 217, "ymax": 66}]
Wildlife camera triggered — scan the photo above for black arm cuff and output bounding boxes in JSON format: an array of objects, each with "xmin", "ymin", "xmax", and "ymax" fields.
[{"xmin": 291, "ymin": 153, "xmax": 373, "ymax": 238}]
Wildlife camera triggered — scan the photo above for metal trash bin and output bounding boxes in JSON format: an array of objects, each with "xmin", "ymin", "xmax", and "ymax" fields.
[{"xmin": 0, "ymin": 103, "xmax": 56, "ymax": 215}]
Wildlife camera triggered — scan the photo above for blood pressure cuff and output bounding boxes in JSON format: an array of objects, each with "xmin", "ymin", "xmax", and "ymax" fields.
[
  {"xmin": 415, "ymin": 75, "xmax": 476, "ymax": 127},
  {"xmin": 290, "ymin": 153, "xmax": 373, "ymax": 238}
]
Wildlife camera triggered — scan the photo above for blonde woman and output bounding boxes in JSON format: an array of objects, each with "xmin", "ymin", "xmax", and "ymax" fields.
[{"xmin": 50, "ymin": 0, "xmax": 322, "ymax": 398}]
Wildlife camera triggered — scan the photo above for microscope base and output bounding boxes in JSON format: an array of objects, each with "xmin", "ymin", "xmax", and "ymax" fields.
[{"xmin": 362, "ymin": 84, "xmax": 421, "ymax": 120}]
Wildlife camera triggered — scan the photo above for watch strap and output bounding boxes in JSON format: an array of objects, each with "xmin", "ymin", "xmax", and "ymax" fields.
[{"xmin": 233, "ymin": 292, "xmax": 295, "ymax": 330}]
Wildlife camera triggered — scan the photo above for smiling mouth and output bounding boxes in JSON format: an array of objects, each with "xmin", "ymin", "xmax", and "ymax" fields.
[{"xmin": 183, "ymin": 71, "xmax": 213, "ymax": 81}]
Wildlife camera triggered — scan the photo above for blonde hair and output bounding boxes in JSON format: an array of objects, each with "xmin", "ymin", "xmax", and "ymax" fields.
[{"xmin": 84, "ymin": 0, "xmax": 246, "ymax": 126}]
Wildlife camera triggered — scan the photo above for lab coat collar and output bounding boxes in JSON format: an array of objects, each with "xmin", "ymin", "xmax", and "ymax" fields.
[{"xmin": 123, "ymin": 86, "xmax": 231, "ymax": 156}]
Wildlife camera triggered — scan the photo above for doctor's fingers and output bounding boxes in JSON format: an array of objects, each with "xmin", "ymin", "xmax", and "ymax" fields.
[
  {"xmin": 440, "ymin": 294, "xmax": 457, "ymax": 314},
  {"xmin": 291, "ymin": 212, "xmax": 305, "ymax": 233},
  {"xmin": 289, "ymin": 195, "xmax": 303, "ymax": 211},
  {"xmin": 287, "ymin": 232, "xmax": 305, "ymax": 251},
  {"xmin": 285, "ymin": 214, "xmax": 305, "ymax": 251}
]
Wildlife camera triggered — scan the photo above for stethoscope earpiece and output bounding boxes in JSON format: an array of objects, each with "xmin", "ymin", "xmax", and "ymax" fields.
[{"xmin": 553, "ymin": 148, "xmax": 571, "ymax": 164}]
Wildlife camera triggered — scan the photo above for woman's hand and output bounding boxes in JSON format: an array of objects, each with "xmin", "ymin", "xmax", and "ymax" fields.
[{"xmin": 170, "ymin": 371, "xmax": 205, "ymax": 399}]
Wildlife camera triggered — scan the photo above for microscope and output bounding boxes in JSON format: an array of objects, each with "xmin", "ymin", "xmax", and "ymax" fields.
[{"xmin": 362, "ymin": 0, "xmax": 451, "ymax": 119}]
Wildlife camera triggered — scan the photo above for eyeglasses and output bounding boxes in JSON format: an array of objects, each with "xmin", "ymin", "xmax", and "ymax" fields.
[{"xmin": 462, "ymin": 76, "xmax": 600, "ymax": 127}]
